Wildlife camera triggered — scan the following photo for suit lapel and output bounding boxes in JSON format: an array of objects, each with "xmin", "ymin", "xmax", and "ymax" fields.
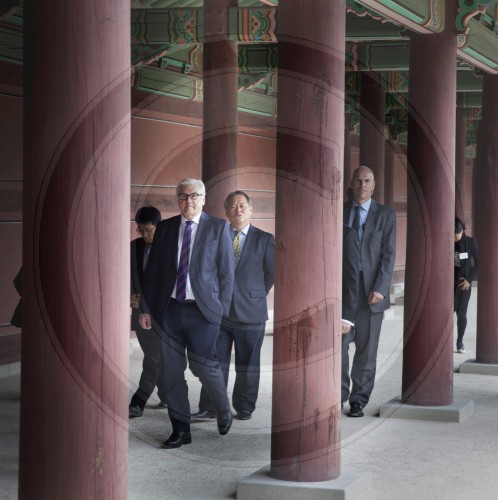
[
  {"xmin": 236, "ymin": 225, "xmax": 254, "ymax": 268},
  {"xmin": 363, "ymin": 199, "xmax": 378, "ymax": 240},
  {"xmin": 189, "ymin": 211, "xmax": 208, "ymax": 265}
]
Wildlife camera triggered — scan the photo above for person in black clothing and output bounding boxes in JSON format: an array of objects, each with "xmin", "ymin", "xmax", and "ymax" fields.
[
  {"xmin": 454, "ymin": 217, "xmax": 479, "ymax": 354},
  {"xmin": 129, "ymin": 206, "xmax": 168, "ymax": 417}
]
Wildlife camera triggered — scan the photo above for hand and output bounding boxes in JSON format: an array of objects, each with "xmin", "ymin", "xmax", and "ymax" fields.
[
  {"xmin": 130, "ymin": 293, "xmax": 140, "ymax": 309},
  {"xmin": 368, "ymin": 291, "xmax": 384, "ymax": 305},
  {"xmin": 341, "ymin": 321, "xmax": 352, "ymax": 334},
  {"xmin": 139, "ymin": 313, "xmax": 152, "ymax": 330},
  {"xmin": 458, "ymin": 278, "xmax": 470, "ymax": 291}
]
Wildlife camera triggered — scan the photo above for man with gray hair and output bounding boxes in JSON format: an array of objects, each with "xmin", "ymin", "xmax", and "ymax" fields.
[{"xmin": 139, "ymin": 178, "xmax": 235, "ymax": 448}]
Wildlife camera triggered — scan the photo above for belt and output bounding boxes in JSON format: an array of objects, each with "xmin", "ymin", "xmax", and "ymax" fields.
[{"xmin": 170, "ymin": 297, "xmax": 196, "ymax": 305}]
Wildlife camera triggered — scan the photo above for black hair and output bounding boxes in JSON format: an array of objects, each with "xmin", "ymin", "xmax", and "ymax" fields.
[
  {"xmin": 455, "ymin": 216, "xmax": 465, "ymax": 233},
  {"xmin": 134, "ymin": 206, "xmax": 161, "ymax": 226},
  {"xmin": 224, "ymin": 190, "xmax": 252, "ymax": 210}
]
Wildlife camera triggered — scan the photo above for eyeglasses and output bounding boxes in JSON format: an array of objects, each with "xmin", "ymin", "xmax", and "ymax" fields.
[{"xmin": 177, "ymin": 193, "xmax": 205, "ymax": 202}]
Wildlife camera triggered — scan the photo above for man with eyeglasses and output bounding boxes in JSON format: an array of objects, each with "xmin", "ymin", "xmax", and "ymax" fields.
[
  {"xmin": 139, "ymin": 178, "xmax": 235, "ymax": 449},
  {"xmin": 129, "ymin": 206, "xmax": 168, "ymax": 418}
]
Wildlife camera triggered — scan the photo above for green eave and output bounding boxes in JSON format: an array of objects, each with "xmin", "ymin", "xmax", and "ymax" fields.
[
  {"xmin": 457, "ymin": 17, "xmax": 498, "ymax": 73},
  {"xmin": 134, "ymin": 65, "xmax": 276, "ymax": 117},
  {"xmin": 349, "ymin": 0, "xmax": 443, "ymax": 33}
]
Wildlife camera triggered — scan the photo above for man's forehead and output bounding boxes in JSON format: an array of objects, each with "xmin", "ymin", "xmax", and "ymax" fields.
[
  {"xmin": 230, "ymin": 195, "xmax": 248, "ymax": 203},
  {"xmin": 179, "ymin": 184, "xmax": 201, "ymax": 193},
  {"xmin": 353, "ymin": 172, "xmax": 373, "ymax": 181}
]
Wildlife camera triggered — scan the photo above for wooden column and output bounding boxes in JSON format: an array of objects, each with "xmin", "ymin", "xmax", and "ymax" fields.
[
  {"xmin": 344, "ymin": 113, "xmax": 353, "ymax": 195},
  {"xmin": 202, "ymin": 0, "xmax": 238, "ymax": 217},
  {"xmin": 474, "ymin": 73, "xmax": 498, "ymax": 363},
  {"xmin": 384, "ymin": 138, "xmax": 395, "ymax": 208},
  {"xmin": 360, "ymin": 72, "xmax": 385, "ymax": 203},
  {"xmin": 19, "ymin": 1, "xmax": 130, "ymax": 498},
  {"xmin": 455, "ymin": 101, "xmax": 467, "ymax": 221},
  {"xmin": 271, "ymin": 0, "xmax": 345, "ymax": 482},
  {"xmin": 402, "ymin": 1, "xmax": 457, "ymax": 405}
]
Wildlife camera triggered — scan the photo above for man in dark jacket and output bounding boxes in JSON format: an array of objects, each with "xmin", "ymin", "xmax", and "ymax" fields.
[
  {"xmin": 129, "ymin": 206, "xmax": 167, "ymax": 417},
  {"xmin": 454, "ymin": 216, "xmax": 479, "ymax": 354},
  {"xmin": 193, "ymin": 190, "xmax": 275, "ymax": 421}
]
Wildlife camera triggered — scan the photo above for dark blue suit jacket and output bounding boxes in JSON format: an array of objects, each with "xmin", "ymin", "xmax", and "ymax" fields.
[
  {"xmin": 226, "ymin": 225, "xmax": 275, "ymax": 325},
  {"xmin": 142, "ymin": 212, "xmax": 235, "ymax": 324}
]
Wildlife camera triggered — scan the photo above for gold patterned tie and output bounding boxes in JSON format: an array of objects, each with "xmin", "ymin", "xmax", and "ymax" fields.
[{"xmin": 233, "ymin": 230, "xmax": 242, "ymax": 259}]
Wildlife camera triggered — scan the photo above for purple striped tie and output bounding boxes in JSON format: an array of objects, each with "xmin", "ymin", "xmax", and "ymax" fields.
[{"xmin": 176, "ymin": 220, "xmax": 192, "ymax": 301}]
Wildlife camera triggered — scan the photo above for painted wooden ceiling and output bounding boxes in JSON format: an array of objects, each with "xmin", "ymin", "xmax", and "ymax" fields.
[{"xmin": 1, "ymin": 0, "xmax": 497, "ymax": 144}]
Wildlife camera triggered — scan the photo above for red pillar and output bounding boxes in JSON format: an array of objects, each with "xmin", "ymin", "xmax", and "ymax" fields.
[
  {"xmin": 474, "ymin": 73, "xmax": 498, "ymax": 363},
  {"xmin": 344, "ymin": 113, "xmax": 353, "ymax": 194},
  {"xmin": 19, "ymin": 2, "xmax": 130, "ymax": 499},
  {"xmin": 384, "ymin": 138, "xmax": 395, "ymax": 208},
  {"xmin": 271, "ymin": 0, "xmax": 345, "ymax": 482},
  {"xmin": 402, "ymin": 1, "xmax": 457, "ymax": 405},
  {"xmin": 455, "ymin": 102, "xmax": 467, "ymax": 220},
  {"xmin": 360, "ymin": 72, "xmax": 385, "ymax": 203},
  {"xmin": 202, "ymin": 0, "xmax": 238, "ymax": 217}
]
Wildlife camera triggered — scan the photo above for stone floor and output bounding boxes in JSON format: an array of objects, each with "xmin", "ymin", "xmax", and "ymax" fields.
[{"xmin": 1, "ymin": 288, "xmax": 498, "ymax": 499}]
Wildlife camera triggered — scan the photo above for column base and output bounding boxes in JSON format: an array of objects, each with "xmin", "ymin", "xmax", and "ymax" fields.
[
  {"xmin": 0, "ymin": 361, "xmax": 20, "ymax": 379},
  {"xmin": 379, "ymin": 397, "xmax": 473, "ymax": 422},
  {"xmin": 459, "ymin": 359, "xmax": 498, "ymax": 375},
  {"xmin": 237, "ymin": 465, "xmax": 371, "ymax": 500}
]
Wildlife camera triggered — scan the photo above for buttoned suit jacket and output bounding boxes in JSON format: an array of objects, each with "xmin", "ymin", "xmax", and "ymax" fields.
[
  {"xmin": 227, "ymin": 225, "xmax": 275, "ymax": 324},
  {"xmin": 344, "ymin": 199, "xmax": 396, "ymax": 313},
  {"xmin": 342, "ymin": 224, "xmax": 359, "ymax": 324},
  {"xmin": 142, "ymin": 212, "xmax": 235, "ymax": 324}
]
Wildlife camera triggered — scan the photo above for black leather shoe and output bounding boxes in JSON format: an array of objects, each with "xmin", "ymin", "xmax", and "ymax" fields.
[
  {"xmin": 235, "ymin": 410, "xmax": 252, "ymax": 420},
  {"xmin": 161, "ymin": 431, "xmax": 192, "ymax": 449},
  {"xmin": 154, "ymin": 401, "xmax": 168, "ymax": 409},
  {"xmin": 129, "ymin": 404, "xmax": 144, "ymax": 418},
  {"xmin": 191, "ymin": 410, "xmax": 216, "ymax": 421},
  {"xmin": 348, "ymin": 402, "xmax": 364, "ymax": 417},
  {"xmin": 217, "ymin": 410, "xmax": 233, "ymax": 435}
]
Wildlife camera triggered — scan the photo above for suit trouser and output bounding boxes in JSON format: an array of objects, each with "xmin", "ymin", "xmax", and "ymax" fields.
[
  {"xmin": 131, "ymin": 323, "xmax": 168, "ymax": 408},
  {"xmin": 342, "ymin": 273, "xmax": 384, "ymax": 407},
  {"xmin": 198, "ymin": 323, "xmax": 265, "ymax": 414},
  {"xmin": 159, "ymin": 299, "xmax": 229, "ymax": 431}
]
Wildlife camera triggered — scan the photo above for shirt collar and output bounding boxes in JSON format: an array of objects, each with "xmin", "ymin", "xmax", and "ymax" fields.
[
  {"xmin": 231, "ymin": 223, "xmax": 250, "ymax": 236},
  {"xmin": 181, "ymin": 212, "xmax": 202, "ymax": 225},
  {"xmin": 353, "ymin": 198, "xmax": 372, "ymax": 212}
]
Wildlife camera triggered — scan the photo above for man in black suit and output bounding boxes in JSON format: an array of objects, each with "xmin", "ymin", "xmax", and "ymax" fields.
[
  {"xmin": 192, "ymin": 190, "xmax": 275, "ymax": 421},
  {"xmin": 343, "ymin": 166, "xmax": 396, "ymax": 417},
  {"xmin": 129, "ymin": 206, "xmax": 167, "ymax": 418},
  {"xmin": 139, "ymin": 179, "xmax": 235, "ymax": 449}
]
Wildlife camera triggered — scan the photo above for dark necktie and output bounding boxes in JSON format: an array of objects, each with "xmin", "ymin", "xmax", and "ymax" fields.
[
  {"xmin": 352, "ymin": 205, "xmax": 363, "ymax": 242},
  {"xmin": 176, "ymin": 220, "xmax": 193, "ymax": 301},
  {"xmin": 352, "ymin": 206, "xmax": 361, "ymax": 231}
]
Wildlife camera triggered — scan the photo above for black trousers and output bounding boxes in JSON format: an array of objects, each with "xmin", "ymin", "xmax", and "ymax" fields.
[
  {"xmin": 159, "ymin": 299, "xmax": 229, "ymax": 431},
  {"xmin": 198, "ymin": 322, "xmax": 265, "ymax": 414},
  {"xmin": 130, "ymin": 324, "xmax": 167, "ymax": 409},
  {"xmin": 454, "ymin": 286, "xmax": 472, "ymax": 344}
]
